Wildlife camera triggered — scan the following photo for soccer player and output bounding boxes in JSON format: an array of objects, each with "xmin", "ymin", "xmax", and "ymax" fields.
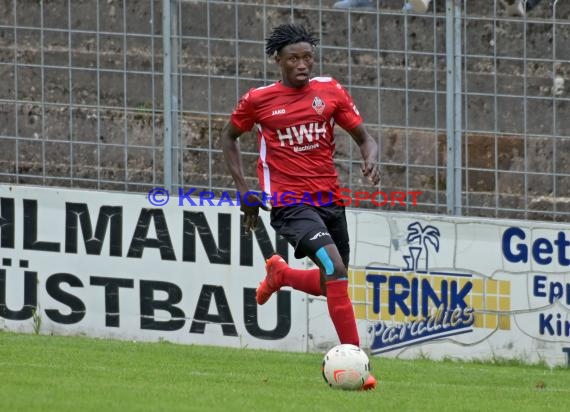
[{"xmin": 221, "ymin": 23, "xmax": 380, "ymax": 390}]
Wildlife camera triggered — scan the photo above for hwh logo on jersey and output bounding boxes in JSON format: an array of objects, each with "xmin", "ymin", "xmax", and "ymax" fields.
[{"xmin": 277, "ymin": 122, "xmax": 327, "ymax": 147}]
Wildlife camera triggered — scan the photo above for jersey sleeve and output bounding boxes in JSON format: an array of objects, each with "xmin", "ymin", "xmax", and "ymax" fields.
[
  {"xmin": 331, "ymin": 80, "xmax": 363, "ymax": 131},
  {"xmin": 230, "ymin": 89, "xmax": 257, "ymax": 132}
]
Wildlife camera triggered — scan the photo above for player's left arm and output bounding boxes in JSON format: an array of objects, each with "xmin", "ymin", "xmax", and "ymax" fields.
[
  {"xmin": 347, "ymin": 124, "xmax": 380, "ymax": 186},
  {"xmin": 331, "ymin": 78, "xmax": 380, "ymax": 186}
]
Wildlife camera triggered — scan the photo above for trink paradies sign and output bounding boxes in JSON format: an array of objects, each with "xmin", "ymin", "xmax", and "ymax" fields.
[
  {"xmin": 367, "ymin": 223, "xmax": 570, "ymax": 356},
  {"xmin": 366, "ymin": 222, "xmax": 476, "ymax": 354}
]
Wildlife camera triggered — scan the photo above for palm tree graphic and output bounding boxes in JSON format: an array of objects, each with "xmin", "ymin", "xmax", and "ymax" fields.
[{"xmin": 403, "ymin": 222, "xmax": 441, "ymax": 272}]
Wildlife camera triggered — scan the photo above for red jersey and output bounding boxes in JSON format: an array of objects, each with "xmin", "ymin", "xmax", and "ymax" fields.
[{"xmin": 230, "ymin": 77, "xmax": 362, "ymax": 207}]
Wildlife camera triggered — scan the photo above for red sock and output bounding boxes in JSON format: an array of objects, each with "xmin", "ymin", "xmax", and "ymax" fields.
[
  {"xmin": 281, "ymin": 267, "xmax": 322, "ymax": 296},
  {"xmin": 325, "ymin": 279, "xmax": 360, "ymax": 346}
]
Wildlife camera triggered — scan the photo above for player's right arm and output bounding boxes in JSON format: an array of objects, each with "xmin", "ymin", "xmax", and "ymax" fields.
[
  {"xmin": 221, "ymin": 121, "xmax": 251, "ymax": 196},
  {"xmin": 221, "ymin": 93, "xmax": 268, "ymax": 232}
]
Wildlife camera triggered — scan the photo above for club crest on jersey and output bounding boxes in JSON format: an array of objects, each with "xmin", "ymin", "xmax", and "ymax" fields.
[{"xmin": 312, "ymin": 96, "xmax": 325, "ymax": 115}]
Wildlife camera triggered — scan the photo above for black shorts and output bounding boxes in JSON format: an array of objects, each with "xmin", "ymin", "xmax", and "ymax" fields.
[{"xmin": 270, "ymin": 204, "xmax": 350, "ymax": 267}]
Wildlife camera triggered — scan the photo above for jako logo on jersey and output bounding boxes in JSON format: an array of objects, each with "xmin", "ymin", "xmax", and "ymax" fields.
[
  {"xmin": 272, "ymin": 108, "xmax": 286, "ymax": 115},
  {"xmin": 277, "ymin": 122, "xmax": 327, "ymax": 147},
  {"xmin": 309, "ymin": 231, "xmax": 330, "ymax": 241},
  {"xmin": 312, "ymin": 96, "xmax": 325, "ymax": 115}
]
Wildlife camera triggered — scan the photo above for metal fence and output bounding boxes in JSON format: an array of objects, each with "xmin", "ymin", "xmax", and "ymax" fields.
[{"xmin": 0, "ymin": 0, "xmax": 569, "ymax": 221}]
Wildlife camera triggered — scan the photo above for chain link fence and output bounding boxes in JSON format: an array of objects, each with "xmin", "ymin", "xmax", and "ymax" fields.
[{"xmin": 1, "ymin": 0, "xmax": 569, "ymax": 220}]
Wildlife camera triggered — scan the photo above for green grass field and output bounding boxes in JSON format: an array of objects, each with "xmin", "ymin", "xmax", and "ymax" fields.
[{"xmin": 0, "ymin": 331, "xmax": 568, "ymax": 412}]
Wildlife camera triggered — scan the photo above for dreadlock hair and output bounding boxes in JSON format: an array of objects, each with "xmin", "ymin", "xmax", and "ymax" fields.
[{"xmin": 265, "ymin": 23, "xmax": 319, "ymax": 57}]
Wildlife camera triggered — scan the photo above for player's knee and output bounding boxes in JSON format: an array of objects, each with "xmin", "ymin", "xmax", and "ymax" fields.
[{"xmin": 315, "ymin": 246, "xmax": 347, "ymax": 280}]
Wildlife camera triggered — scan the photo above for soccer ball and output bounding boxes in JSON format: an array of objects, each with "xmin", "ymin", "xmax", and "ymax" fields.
[{"xmin": 322, "ymin": 344, "xmax": 370, "ymax": 390}]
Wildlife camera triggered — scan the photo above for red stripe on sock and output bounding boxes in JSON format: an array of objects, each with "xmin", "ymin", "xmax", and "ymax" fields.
[{"xmin": 325, "ymin": 279, "xmax": 360, "ymax": 346}]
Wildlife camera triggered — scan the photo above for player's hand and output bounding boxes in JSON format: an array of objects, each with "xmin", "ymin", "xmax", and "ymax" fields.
[
  {"xmin": 241, "ymin": 192, "xmax": 271, "ymax": 233},
  {"xmin": 361, "ymin": 158, "xmax": 380, "ymax": 186}
]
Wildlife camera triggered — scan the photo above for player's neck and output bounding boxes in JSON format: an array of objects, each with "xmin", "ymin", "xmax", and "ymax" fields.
[{"xmin": 278, "ymin": 79, "xmax": 310, "ymax": 90}]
